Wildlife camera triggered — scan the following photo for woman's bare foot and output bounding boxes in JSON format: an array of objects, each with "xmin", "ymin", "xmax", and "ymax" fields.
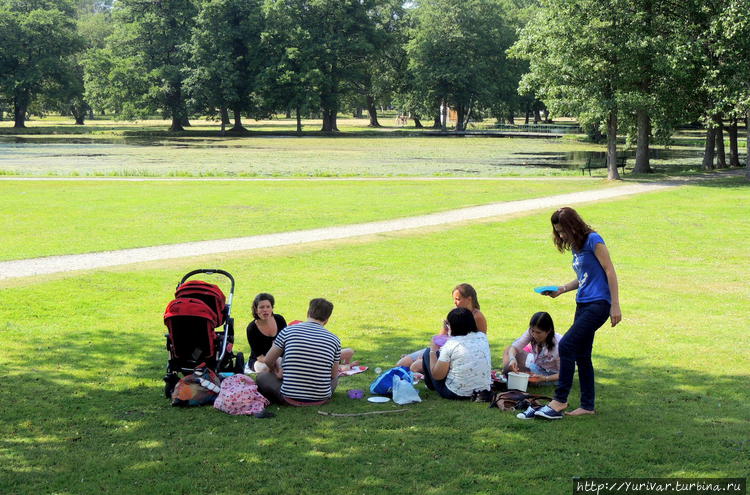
[
  {"xmin": 566, "ymin": 408, "xmax": 595, "ymax": 416},
  {"xmin": 547, "ymin": 400, "xmax": 568, "ymax": 412}
]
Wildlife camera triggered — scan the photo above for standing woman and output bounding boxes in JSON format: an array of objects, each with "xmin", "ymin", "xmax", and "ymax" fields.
[
  {"xmin": 246, "ymin": 293, "xmax": 287, "ymax": 374},
  {"xmin": 535, "ymin": 207, "xmax": 621, "ymax": 419}
]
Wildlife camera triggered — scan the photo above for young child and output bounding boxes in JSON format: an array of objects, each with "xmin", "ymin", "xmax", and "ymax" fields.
[{"xmin": 502, "ymin": 311, "xmax": 560, "ymax": 385}]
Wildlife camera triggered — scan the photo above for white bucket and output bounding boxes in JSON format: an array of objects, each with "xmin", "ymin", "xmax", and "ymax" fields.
[{"xmin": 507, "ymin": 372, "xmax": 530, "ymax": 392}]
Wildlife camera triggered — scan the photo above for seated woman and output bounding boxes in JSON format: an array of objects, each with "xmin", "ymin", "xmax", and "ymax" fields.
[
  {"xmin": 247, "ymin": 293, "xmax": 357, "ymax": 376},
  {"xmin": 422, "ymin": 307, "xmax": 492, "ymax": 400},
  {"xmin": 502, "ymin": 311, "xmax": 560, "ymax": 385},
  {"xmin": 396, "ymin": 283, "xmax": 487, "ymax": 373},
  {"xmin": 246, "ymin": 293, "xmax": 287, "ymax": 375}
]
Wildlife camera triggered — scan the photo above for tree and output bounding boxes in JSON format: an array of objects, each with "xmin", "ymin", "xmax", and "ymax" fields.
[
  {"xmin": 263, "ymin": 0, "xmax": 379, "ymax": 132},
  {"xmin": 407, "ymin": 0, "xmax": 517, "ymax": 132},
  {"xmin": 185, "ymin": 0, "xmax": 264, "ymax": 133},
  {"xmin": 259, "ymin": 3, "xmax": 318, "ymax": 133},
  {"xmin": 87, "ymin": 0, "xmax": 197, "ymax": 131},
  {"xmin": 0, "ymin": 0, "xmax": 82, "ymax": 128},
  {"xmin": 511, "ymin": 0, "xmax": 642, "ymax": 179}
]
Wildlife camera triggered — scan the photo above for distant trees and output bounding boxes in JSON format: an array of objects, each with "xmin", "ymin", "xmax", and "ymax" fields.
[
  {"xmin": 407, "ymin": 0, "xmax": 516, "ymax": 132},
  {"xmin": 512, "ymin": 0, "xmax": 750, "ymax": 178},
  {"xmin": 85, "ymin": 0, "xmax": 197, "ymax": 131},
  {"xmin": 0, "ymin": 0, "xmax": 82, "ymax": 127},
  {"xmin": 1, "ymin": 0, "xmax": 748, "ymax": 179},
  {"xmin": 185, "ymin": 0, "xmax": 264, "ymax": 132}
]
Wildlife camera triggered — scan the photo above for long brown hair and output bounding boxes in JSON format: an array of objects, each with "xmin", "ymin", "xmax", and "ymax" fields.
[
  {"xmin": 551, "ymin": 207, "xmax": 594, "ymax": 252},
  {"xmin": 453, "ymin": 283, "xmax": 480, "ymax": 310}
]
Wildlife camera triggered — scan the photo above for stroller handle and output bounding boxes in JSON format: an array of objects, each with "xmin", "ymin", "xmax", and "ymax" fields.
[{"xmin": 179, "ymin": 269, "xmax": 235, "ymax": 295}]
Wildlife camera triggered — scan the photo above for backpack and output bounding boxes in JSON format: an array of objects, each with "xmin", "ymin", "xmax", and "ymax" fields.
[
  {"xmin": 489, "ymin": 390, "xmax": 552, "ymax": 411},
  {"xmin": 171, "ymin": 367, "xmax": 222, "ymax": 407},
  {"xmin": 369, "ymin": 366, "xmax": 413, "ymax": 396}
]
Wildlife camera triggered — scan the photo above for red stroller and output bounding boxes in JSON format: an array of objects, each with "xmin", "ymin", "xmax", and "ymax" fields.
[{"xmin": 162, "ymin": 269, "xmax": 244, "ymax": 398}]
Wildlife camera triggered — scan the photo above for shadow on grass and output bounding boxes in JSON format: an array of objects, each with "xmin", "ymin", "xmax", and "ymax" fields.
[{"xmin": 2, "ymin": 325, "xmax": 748, "ymax": 495}]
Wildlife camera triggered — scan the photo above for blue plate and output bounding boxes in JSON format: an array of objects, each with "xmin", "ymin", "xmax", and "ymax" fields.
[{"xmin": 534, "ymin": 285, "xmax": 559, "ymax": 294}]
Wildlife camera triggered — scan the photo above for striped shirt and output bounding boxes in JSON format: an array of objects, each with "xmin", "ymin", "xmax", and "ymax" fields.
[{"xmin": 274, "ymin": 321, "xmax": 341, "ymax": 401}]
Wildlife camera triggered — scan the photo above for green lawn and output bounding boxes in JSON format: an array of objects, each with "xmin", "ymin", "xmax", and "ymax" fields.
[
  {"xmin": 0, "ymin": 178, "xmax": 623, "ymax": 261},
  {"xmin": 1, "ymin": 177, "xmax": 748, "ymax": 495}
]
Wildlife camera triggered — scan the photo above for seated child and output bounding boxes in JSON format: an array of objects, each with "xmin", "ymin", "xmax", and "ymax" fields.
[{"xmin": 502, "ymin": 311, "xmax": 560, "ymax": 385}]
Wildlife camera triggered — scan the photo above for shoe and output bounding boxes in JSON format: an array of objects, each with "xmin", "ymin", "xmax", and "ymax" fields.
[
  {"xmin": 516, "ymin": 406, "xmax": 537, "ymax": 419},
  {"xmin": 534, "ymin": 404, "xmax": 564, "ymax": 420},
  {"xmin": 253, "ymin": 409, "xmax": 275, "ymax": 419}
]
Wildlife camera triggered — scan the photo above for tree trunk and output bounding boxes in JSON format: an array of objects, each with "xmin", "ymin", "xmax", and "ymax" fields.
[
  {"xmin": 507, "ymin": 109, "xmax": 515, "ymax": 125},
  {"xmin": 455, "ymin": 105, "xmax": 466, "ymax": 132},
  {"xmin": 366, "ymin": 95, "xmax": 381, "ymax": 127},
  {"xmin": 714, "ymin": 116, "xmax": 726, "ymax": 168},
  {"xmin": 295, "ymin": 105, "xmax": 302, "ymax": 134},
  {"xmin": 169, "ymin": 115, "xmax": 184, "ymax": 132},
  {"xmin": 606, "ymin": 110, "xmax": 621, "ymax": 180},
  {"xmin": 440, "ymin": 101, "xmax": 448, "ymax": 132},
  {"xmin": 285, "ymin": 108, "xmax": 292, "ymax": 119},
  {"xmin": 220, "ymin": 107, "xmax": 230, "ymax": 126},
  {"xmin": 727, "ymin": 118, "xmax": 740, "ymax": 167},
  {"xmin": 180, "ymin": 116, "xmax": 191, "ymax": 127},
  {"xmin": 321, "ymin": 107, "xmax": 339, "ymax": 132},
  {"xmin": 524, "ymin": 108, "xmax": 530, "ymax": 124},
  {"xmin": 543, "ymin": 108, "xmax": 551, "ymax": 123},
  {"xmin": 702, "ymin": 127, "xmax": 716, "ymax": 170},
  {"xmin": 13, "ymin": 101, "xmax": 27, "ymax": 128},
  {"xmin": 633, "ymin": 109, "xmax": 652, "ymax": 173},
  {"xmin": 533, "ymin": 108, "xmax": 541, "ymax": 124},
  {"xmin": 432, "ymin": 113, "xmax": 441, "ymax": 129},
  {"xmin": 71, "ymin": 102, "xmax": 87, "ymax": 125},
  {"xmin": 231, "ymin": 109, "xmax": 246, "ymax": 132}
]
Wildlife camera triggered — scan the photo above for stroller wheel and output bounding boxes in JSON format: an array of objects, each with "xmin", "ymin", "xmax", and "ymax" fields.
[
  {"xmin": 163, "ymin": 373, "xmax": 179, "ymax": 398},
  {"xmin": 234, "ymin": 352, "xmax": 245, "ymax": 374}
]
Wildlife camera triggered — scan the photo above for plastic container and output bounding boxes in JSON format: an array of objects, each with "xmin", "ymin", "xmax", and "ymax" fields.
[
  {"xmin": 432, "ymin": 334, "xmax": 450, "ymax": 347},
  {"xmin": 507, "ymin": 372, "xmax": 530, "ymax": 392}
]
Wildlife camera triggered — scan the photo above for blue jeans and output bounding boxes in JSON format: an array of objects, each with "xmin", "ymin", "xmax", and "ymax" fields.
[
  {"xmin": 421, "ymin": 348, "xmax": 465, "ymax": 400},
  {"xmin": 554, "ymin": 300, "xmax": 610, "ymax": 410}
]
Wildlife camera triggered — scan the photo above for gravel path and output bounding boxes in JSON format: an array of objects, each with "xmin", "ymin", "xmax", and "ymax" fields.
[{"xmin": 0, "ymin": 181, "xmax": 683, "ymax": 281}]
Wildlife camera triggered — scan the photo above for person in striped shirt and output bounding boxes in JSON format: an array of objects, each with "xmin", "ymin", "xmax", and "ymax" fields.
[{"xmin": 256, "ymin": 298, "xmax": 342, "ymax": 406}]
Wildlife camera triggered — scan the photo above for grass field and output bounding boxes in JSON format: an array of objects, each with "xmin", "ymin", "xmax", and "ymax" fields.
[
  {"xmin": 1, "ymin": 176, "xmax": 748, "ymax": 495},
  {"xmin": 0, "ymin": 178, "xmax": 623, "ymax": 261}
]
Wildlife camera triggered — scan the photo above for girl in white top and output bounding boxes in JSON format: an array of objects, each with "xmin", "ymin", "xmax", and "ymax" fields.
[
  {"xmin": 422, "ymin": 307, "xmax": 492, "ymax": 399},
  {"xmin": 502, "ymin": 311, "xmax": 560, "ymax": 385}
]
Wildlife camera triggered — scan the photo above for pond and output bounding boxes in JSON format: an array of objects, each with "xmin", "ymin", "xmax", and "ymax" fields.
[
  {"xmin": 0, "ymin": 136, "xmax": 707, "ymax": 176},
  {"xmin": 507, "ymin": 149, "xmax": 705, "ymax": 169}
]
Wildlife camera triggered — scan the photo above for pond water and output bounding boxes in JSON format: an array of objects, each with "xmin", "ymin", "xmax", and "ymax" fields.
[
  {"xmin": 0, "ymin": 136, "xmax": 706, "ymax": 176},
  {"xmin": 508, "ymin": 149, "xmax": 704, "ymax": 169}
]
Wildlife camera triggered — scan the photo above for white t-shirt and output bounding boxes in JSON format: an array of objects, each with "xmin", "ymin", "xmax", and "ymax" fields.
[{"xmin": 438, "ymin": 332, "xmax": 492, "ymax": 396}]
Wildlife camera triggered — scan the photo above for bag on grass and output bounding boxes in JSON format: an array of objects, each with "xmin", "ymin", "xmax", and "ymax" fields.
[
  {"xmin": 214, "ymin": 374, "xmax": 269, "ymax": 415},
  {"xmin": 489, "ymin": 390, "xmax": 551, "ymax": 411},
  {"xmin": 171, "ymin": 368, "xmax": 221, "ymax": 407},
  {"xmin": 369, "ymin": 366, "xmax": 412, "ymax": 396},
  {"xmin": 392, "ymin": 375, "xmax": 421, "ymax": 405}
]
